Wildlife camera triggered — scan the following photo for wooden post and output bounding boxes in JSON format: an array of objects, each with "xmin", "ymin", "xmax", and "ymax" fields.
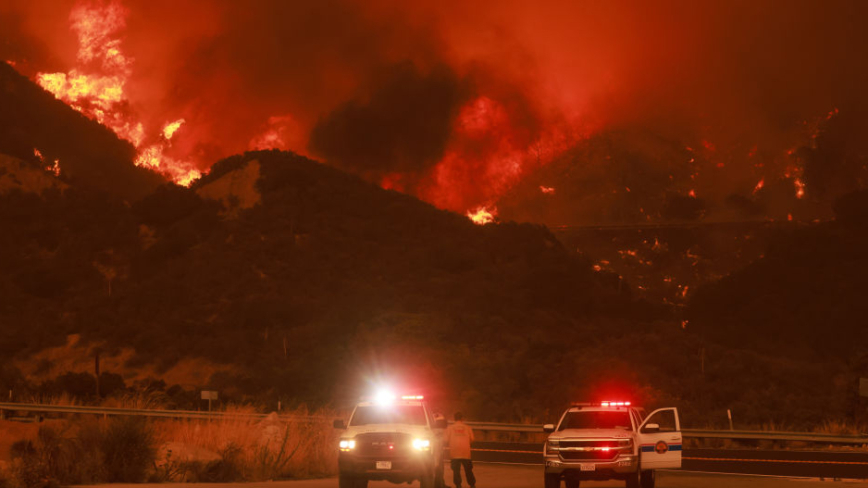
[{"xmin": 94, "ymin": 352, "xmax": 101, "ymax": 398}]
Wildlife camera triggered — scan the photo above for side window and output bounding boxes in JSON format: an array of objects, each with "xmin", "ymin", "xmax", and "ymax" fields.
[{"xmin": 642, "ymin": 409, "xmax": 677, "ymax": 433}]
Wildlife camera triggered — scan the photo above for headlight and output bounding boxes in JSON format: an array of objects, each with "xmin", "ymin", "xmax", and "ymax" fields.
[
  {"xmin": 618, "ymin": 439, "xmax": 633, "ymax": 448},
  {"xmin": 412, "ymin": 438, "xmax": 431, "ymax": 451},
  {"xmin": 339, "ymin": 439, "xmax": 356, "ymax": 451},
  {"xmin": 545, "ymin": 440, "xmax": 559, "ymax": 455}
]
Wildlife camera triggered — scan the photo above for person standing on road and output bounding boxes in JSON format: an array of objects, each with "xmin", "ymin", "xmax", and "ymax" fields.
[{"xmin": 446, "ymin": 412, "xmax": 476, "ymax": 488}]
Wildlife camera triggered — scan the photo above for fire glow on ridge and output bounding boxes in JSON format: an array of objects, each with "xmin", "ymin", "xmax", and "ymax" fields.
[{"xmin": 34, "ymin": 0, "xmax": 200, "ymax": 186}]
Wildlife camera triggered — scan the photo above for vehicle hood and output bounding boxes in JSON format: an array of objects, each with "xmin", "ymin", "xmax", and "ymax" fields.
[
  {"xmin": 548, "ymin": 428, "xmax": 633, "ymax": 441},
  {"xmin": 343, "ymin": 424, "xmax": 431, "ymax": 438}
]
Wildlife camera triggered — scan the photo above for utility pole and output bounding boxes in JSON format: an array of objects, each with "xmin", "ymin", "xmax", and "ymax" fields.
[{"xmin": 94, "ymin": 351, "xmax": 101, "ymax": 398}]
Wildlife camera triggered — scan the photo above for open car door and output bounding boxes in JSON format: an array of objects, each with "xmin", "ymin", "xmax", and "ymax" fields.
[{"xmin": 637, "ymin": 407, "xmax": 682, "ymax": 470}]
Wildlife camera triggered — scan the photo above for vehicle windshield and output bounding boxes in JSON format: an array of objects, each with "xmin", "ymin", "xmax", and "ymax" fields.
[
  {"xmin": 558, "ymin": 411, "xmax": 633, "ymax": 431},
  {"xmin": 349, "ymin": 405, "xmax": 427, "ymax": 426}
]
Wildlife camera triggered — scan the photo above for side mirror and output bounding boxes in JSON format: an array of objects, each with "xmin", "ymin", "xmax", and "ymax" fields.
[
  {"xmin": 333, "ymin": 419, "xmax": 346, "ymax": 429},
  {"xmin": 543, "ymin": 423, "xmax": 555, "ymax": 433},
  {"xmin": 435, "ymin": 419, "xmax": 447, "ymax": 429},
  {"xmin": 642, "ymin": 423, "xmax": 660, "ymax": 433}
]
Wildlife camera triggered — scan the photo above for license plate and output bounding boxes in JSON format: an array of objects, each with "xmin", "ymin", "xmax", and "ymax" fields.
[
  {"xmin": 580, "ymin": 464, "xmax": 595, "ymax": 471},
  {"xmin": 376, "ymin": 461, "xmax": 392, "ymax": 470}
]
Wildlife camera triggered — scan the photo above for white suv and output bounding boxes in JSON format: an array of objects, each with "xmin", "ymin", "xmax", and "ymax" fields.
[
  {"xmin": 543, "ymin": 401, "xmax": 682, "ymax": 488},
  {"xmin": 334, "ymin": 395, "xmax": 444, "ymax": 488}
]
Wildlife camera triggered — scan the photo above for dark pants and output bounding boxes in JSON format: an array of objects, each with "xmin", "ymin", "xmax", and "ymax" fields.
[{"xmin": 450, "ymin": 458, "xmax": 476, "ymax": 488}]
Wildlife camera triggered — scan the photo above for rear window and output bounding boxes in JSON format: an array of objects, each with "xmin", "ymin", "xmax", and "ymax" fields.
[
  {"xmin": 559, "ymin": 411, "xmax": 633, "ymax": 431},
  {"xmin": 350, "ymin": 405, "xmax": 427, "ymax": 426}
]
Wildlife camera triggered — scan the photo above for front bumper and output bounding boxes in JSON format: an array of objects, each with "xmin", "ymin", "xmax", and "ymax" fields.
[
  {"xmin": 544, "ymin": 453, "xmax": 637, "ymax": 480},
  {"xmin": 339, "ymin": 452, "xmax": 433, "ymax": 482}
]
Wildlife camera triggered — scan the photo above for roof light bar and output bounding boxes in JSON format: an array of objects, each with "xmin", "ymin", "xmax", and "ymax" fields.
[{"xmin": 401, "ymin": 395, "xmax": 424, "ymax": 400}]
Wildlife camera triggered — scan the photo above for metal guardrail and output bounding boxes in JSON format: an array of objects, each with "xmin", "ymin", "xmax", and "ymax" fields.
[
  {"xmin": 2, "ymin": 403, "xmax": 867, "ymax": 446},
  {"xmin": 681, "ymin": 428, "xmax": 868, "ymax": 445},
  {"xmin": 464, "ymin": 421, "xmax": 868, "ymax": 445},
  {"xmin": 0, "ymin": 402, "xmax": 323, "ymax": 422},
  {"xmin": 463, "ymin": 422, "xmax": 868, "ymax": 446}
]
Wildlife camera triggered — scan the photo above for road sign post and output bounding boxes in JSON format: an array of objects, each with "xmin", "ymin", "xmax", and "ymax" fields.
[{"xmin": 201, "ymin": 390, "xmax": 218, "ymax": 412}]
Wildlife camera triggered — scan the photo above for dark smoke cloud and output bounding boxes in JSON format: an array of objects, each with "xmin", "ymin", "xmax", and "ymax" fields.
[{"xmin": 309, "ymin": 61, "xmax": 471, "ymax": 175}]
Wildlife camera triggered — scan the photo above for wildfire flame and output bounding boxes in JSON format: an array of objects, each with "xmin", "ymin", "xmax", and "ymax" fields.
[
  {"xmin": 753, "ymin": 178, "xmax": 765, "ymax": 194},
  {"xmin": 34, "ymin": 0, "xmax": 199, "ymax": 186},
  {"xmin": 467, "ymin": 206, "xmax": 496, "ymax": 225},
  {"xmin": 794, "ymin": 178, "xmax": 806, "ymax": 199},
  {"xmin": 162, "ymin": 119, "xmax": 185, "ymax": 140}
]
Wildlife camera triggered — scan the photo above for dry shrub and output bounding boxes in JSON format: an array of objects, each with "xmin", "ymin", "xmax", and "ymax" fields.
[
  {"xmin": 152, "ymin": 405, "xmax": 337, "ymax": 481},
  {"xmin": 101, "ymin": 390, "xmax": 168, "ymax": 410},
  {"xmin": 6, "ymin": 416, "xmax": 154, "ymax": 487},
  {"xmin": 101, "ymin": 417, "xmax": 155, "ymax": 481},
  {"xmin": 815, "ymin": 419, "xmax": 859, "ymax": 436}
]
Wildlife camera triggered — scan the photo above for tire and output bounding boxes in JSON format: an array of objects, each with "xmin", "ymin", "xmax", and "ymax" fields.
[
  {"xmin": 544, "ymin": 473, "xmax": 561, "ymax": 488},
  {"xmin": 625, "ymin": 469, "xmax": 640, "ymax": 488},
  {"xmin": 640, "ymin": 470, "xmax": 655, "ymax": 488},
  {"xmin": 338, "ymin": 474, "xmax": 354, "ymax": 488},
  {"xmin": 565, "ymin": 479, "xmax": 581, "ymax": 488},
  {"xmin": 420, "ymin": 474, "xmax": 435, "ymax": 488}
]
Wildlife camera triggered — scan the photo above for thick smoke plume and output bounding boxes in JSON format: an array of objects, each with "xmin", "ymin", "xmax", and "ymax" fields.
[
  {"xmin": 309, "ymin": 62, "xmax": 471, "ymax": 177},
  {"xmin": 2, "ymin": 0, "xmax": 868, "ymax": 218}
]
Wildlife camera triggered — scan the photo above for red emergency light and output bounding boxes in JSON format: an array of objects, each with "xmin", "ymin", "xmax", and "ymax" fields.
[{"xmin": 601, "ymin": 401, "xmax": 631, "ymax": 407}]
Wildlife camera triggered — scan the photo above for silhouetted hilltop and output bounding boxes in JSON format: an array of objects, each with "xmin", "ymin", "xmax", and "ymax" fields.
[
  {"xmin": 0, "ymin": 62, "xmax": 164, "ymax": 200},
  {"xmin": 2, "ymin": 150, "xmax": 674, "ymax": 418},
  {"xmin": 3, "ymin": 150, "xmax": 866, "ymax": 425},
  {"xmin": 689, "ymin": 190, "xmax": 868, "ymax": 360}
]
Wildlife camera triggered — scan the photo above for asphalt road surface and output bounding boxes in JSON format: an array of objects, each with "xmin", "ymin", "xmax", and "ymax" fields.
[{"xmin": 86, "ymin": 463, "xmax": 868, "ymax": 488}]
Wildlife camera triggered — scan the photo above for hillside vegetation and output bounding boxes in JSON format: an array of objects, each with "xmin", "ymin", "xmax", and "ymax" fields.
[{"xmin": 0, "ymin": 148, "xmax": 866, "ymax": 427}]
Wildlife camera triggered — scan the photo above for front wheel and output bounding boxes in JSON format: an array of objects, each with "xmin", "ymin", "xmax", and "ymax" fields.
[
  {"xmin": 640, "ymin": 470, "xmax": 655, "ymax": 488},
  {"xmin": 419, "ymin": 468, "xmax": 436, "ymax": 488},
  {"xmin": 544, "ymin": 473, "xmax": 561, "ymax": 488},
  {"xmin": 339, "ymin": 475, "xmax": 367, "ymax": 488},
  {"xmin": 625, "ymin": 469, "xmax": 640, "ymax": 488},
  {"xmin": 565, "ymin": 479, "xmax": 581, "ymax": 488}
]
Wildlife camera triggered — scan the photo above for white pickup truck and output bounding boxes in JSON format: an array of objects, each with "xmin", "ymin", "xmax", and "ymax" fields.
[
  {"xmin": 543, "ymin": 401, "xmax": 682, "ymax": 488},
  {"xmin": 334, "ymin": 395, "xmax": 445, "ymax": 488}
]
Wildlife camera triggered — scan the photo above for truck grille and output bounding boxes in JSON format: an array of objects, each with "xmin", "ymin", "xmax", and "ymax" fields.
[
  {"xmin": 558, "ymin": 439, "xmax": 624, "ymax": 461},
  {"xmin": 560, "ymin": 450, "xmax": 619, "ymax": 461},
  {"xmin": 560, "ymin": 440, "xmax": 621, "ymax": 449},
  {"xmin": 355, "ymin": 432, "xmax": 412, "ymax": 456}
]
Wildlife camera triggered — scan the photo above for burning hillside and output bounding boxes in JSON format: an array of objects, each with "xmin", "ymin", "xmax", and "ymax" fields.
[
  {"xmin": 0, "ymin": 61, "xmax": 164, "ymax": 199},
  {"xmin": 3, "ymin": 0, "xmax": 868, "ymax": 220}
]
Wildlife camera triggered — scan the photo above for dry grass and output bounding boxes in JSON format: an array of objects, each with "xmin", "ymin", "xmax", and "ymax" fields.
[
  {"xmin": 150, "ymin": 405, "xmax": 338, "ymax": 481},
  {"xmin": 17, "ymin": 392, "xmax": 79, "ymax": 406},
  {"xmin": 0, "ymin": 404, "xmax": 340, "ymax": 485}
]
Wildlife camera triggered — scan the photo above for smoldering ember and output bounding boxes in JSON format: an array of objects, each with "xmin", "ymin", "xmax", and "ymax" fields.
[{"xmin": 1, "ymin": 0, "xmax": 868, "ymax": 484}]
